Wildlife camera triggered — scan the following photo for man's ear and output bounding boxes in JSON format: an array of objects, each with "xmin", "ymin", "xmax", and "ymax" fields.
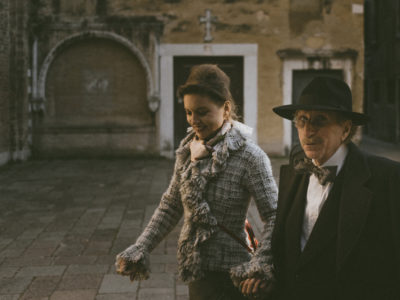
[{"xmin": 342, "ymin": 120, "xmax": 352, "ymax": 142}]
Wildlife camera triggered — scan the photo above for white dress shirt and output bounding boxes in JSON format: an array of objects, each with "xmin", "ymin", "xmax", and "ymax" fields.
[{"xmin": 300, "ymin": 144, "xmax": 349, "ymax": 251}]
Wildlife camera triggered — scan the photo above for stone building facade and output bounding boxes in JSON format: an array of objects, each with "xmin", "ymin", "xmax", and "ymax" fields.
[
  {"xmin": 1, "ymin": 0, "xmax": 365, "ymax": 163},
  {"xmin": 0, "ymin": 0, "xmax": 30, "ymax": 165}
]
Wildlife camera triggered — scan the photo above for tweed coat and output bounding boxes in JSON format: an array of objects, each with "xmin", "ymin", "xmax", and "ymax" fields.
[
  {"xmin": 117, "ymin": 121, "xmax": 278, "ymax": 283},
  {"xmin": 272, "ymin": 143, "xmax": 400, "ymax": 300}
]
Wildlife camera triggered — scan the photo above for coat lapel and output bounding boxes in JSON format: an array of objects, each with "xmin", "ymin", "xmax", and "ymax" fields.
[
  {"xmin": 284, "ymin": 174, "xmax": 309, "ymax": 271},
  {"xmin": 274, "ymin": 165, "xmax": 305, "ymax": 240},
  {"xmin": 336, "ymin": 143, "xmax": 373, "ymax": 272}
]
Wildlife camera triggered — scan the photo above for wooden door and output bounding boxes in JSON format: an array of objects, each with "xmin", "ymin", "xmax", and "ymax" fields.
[
  {"xmin": 291, "ymin": 70, "xmax": 343, "ymax": 146},
  {"xmin": 173, "ymin": 56, "xmax": 244, "ymax": 148}
]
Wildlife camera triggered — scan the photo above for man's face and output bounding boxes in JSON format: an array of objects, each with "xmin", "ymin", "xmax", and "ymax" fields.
[{"xmin": 294, "ymin": 110, "xmax": 352, "ymax": 166}]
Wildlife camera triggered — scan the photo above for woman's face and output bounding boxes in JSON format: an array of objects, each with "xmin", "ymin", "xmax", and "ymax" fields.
[{"xmin": 183, "ymin": 94, "xmax": 229, "ymax": 140}]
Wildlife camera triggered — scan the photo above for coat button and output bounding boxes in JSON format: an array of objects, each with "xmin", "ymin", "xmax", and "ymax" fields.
[{"xmin": 295, "ymin": 274, "xmax": 300, "ymax": 280}]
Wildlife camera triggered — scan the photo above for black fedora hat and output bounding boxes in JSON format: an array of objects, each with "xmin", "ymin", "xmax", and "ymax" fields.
[{"xmin": 273, "ymin": 77, "xmax": 369, "ymax": 125}]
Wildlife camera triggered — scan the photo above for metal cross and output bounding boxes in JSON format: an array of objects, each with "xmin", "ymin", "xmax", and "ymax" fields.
[{"xmin": 199, "ymin": 9, "xmax": 217, "ymax": 43}]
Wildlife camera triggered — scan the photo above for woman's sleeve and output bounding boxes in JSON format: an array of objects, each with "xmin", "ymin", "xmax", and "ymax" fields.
[
  {"xmin": 231, "ymin": 149, "xmax": 278, "ymax": 285},
  {"xmin": 116, "ymin": 161, "xmax": 184, "ymax": 280}
]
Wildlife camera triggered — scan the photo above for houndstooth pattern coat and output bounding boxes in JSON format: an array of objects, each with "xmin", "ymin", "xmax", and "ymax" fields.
[{"xmin": 116, "ymin": 121, "xmax": 278, "ymax": 284}]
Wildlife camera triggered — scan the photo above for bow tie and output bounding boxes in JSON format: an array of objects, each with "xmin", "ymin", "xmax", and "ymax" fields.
[{"xmin": 294, "ymin": 158, "xmax": 337, "ymax": 185}]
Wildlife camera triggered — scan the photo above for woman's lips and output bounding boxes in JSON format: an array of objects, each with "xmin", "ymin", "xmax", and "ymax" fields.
[{"xmin": 193, "ymin": 126, "xmax": 205, "ymax": 132}]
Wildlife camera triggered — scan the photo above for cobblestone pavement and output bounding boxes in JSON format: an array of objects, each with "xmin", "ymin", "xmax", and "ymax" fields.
[{"xmin": 0, "ymin": 157, "xmax": 286, "ymax": 300}]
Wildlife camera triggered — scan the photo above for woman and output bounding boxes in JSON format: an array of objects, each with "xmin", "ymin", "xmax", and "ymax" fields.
[{"xmin": 115, "ymin": 64, "xmax": 277, "ymax": 299}]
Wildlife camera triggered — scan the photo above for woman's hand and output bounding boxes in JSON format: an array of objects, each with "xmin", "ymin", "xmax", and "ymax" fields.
[
  {"xmin": 115, "ymin": 257, "xmax": 139, "ymax": 282},
  {"xmin": 240, "ymin": 278, "xmax": 274, "ymax": 299}
]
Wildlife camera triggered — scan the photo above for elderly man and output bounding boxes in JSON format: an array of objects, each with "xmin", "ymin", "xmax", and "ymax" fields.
[{"xmin": 240, "ymin": 77, "xmax": 400, "ymax": 300}]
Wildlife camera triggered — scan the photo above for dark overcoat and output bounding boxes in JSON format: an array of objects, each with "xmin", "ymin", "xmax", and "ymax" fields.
[{"xmin": 271, "ymin": 143, "xmax": 400, "ymax": 300}]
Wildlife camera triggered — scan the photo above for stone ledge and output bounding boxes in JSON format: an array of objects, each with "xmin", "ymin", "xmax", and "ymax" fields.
[{"xmin": 276, "ymin": 48, "xmax": 358, "ymax": 59}]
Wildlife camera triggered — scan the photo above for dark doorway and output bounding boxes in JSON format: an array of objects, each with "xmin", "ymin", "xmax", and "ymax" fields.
[
  {"xmin": 291, "ymin": 69, "xmax": 343, "ymax": 145},
  {"xmin": 173, "ymin": 56, "xmax": 244, "ymax": 148}
]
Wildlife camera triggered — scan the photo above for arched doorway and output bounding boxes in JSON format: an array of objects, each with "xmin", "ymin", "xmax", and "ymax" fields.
[{"xmin": 35, "ymin": 35, "xmax": 155, "ymax": 156}]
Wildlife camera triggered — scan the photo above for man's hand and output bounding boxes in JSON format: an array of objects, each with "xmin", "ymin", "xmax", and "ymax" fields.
[{"xmin": 240, "ymin": 278, "xmax": 274, "ymax": 299}]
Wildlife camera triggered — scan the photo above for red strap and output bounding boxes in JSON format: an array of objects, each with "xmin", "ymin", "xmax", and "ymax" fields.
[
  {"xmin": 245, "ymin": 219, "xmax": 258, "ymax": 250},
  {"xmin": 218, "ymin": 223, "xmax": 254, "ymax": 254}
]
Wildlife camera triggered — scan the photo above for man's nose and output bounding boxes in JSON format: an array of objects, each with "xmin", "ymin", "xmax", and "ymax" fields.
[{"xmin": 303, "ymin": 121, "xmax": 317, "ymax": 135}]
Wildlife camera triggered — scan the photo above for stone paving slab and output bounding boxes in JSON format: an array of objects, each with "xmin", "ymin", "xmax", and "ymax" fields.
[
  {"xmin": 57, "ymin": 274, "xmax": 103, "ymax": 290},
  {"xmin": 96, "ymin": 293, "xmax": 137, "ymax": 300},
  {"xmin": 2, "ymin": 256, "xmax": 52, "ymax": 268},
  {"xmin": 15, "ymin": 266, "xmax": 66, "ymax": 278},
  {"xmin": 0, "ymin": 267, "xmax": 18, "ymax": 279},
  {"xmin": 98, "ymin": 274, "xmax": 139, "ymax": 294},
  {"xmin": 139, "ymin": 273, "xmax": 175, "ymax": 289},
  {"xmin": 138, "ymin": 288, "xmax": 175, "ymax": 300},
  {"xmin": 0, "ymin": 295, "xmax": 20, "ymax": 300},
  {"xmin": 65, "ymin": 264, "xmax": 109, "ymax": 275},
  {"xmin": 0, "ymin": 158, "xmax": 287, "ymax": 299},
  {"xmin": 20, "ymin": 275, "xmax": 61, "ymax": 299},
  {"xmin": 50, "ymin": 289, "xmax": 97, "ymax": 300},
  {"xmin": 0, "ymin": 277, "xmax": 32, "ymax": 294}
]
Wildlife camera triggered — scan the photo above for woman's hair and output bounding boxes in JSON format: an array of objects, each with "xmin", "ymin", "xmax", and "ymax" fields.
[{"xmin": 177, "ymin": 64, "xmax": 239, "ymax": 120}]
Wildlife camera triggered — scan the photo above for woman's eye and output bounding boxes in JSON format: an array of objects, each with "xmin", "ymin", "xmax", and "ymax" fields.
[
  {"xmin": 197, "ymin": 110, "xmax": 208, "ymax": 116},
  {"xmin": 186, "ymin": 111, "xmax": 192, "ymax": 116}
]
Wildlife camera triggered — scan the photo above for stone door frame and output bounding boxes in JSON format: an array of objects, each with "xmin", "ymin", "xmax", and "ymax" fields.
[
  {"xmin": 277, "ymin": 49, "xmax": 357, "ymax": 154},
  {"xmin": 159, "ymin": 43, "xmax": 258, "ymax": 158}
]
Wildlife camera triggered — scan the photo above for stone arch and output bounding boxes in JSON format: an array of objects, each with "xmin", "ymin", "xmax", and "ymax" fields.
[{"xmin": 38, "ymin": 30, "xmax": 156, "ymax": 109}]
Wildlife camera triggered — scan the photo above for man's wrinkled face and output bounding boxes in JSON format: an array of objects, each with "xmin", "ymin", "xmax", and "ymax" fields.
[{"xmin": 294, "ymin": 110, "xmax": 352, "ymax": 166}]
